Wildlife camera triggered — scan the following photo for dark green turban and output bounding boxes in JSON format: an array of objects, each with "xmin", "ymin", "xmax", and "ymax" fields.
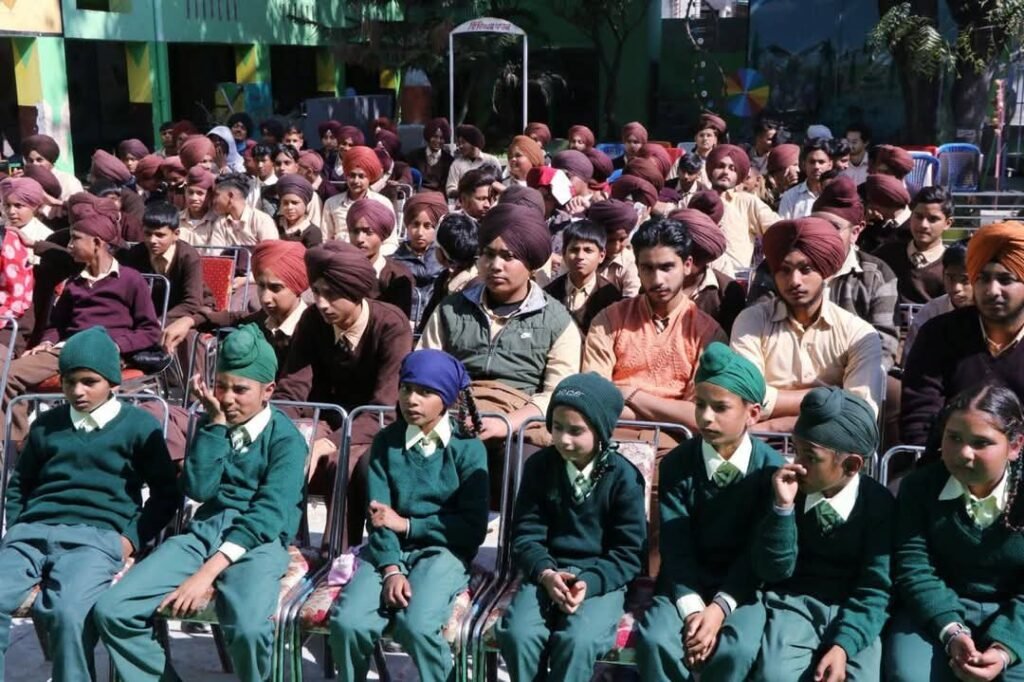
[
  {"xmin": 794, "ymin": 387, "xmax": 878, "ymax": 456},
  {"xmin": 216, "ymin": 323, "xmax": 277, "ymax": 383},
  {"xmin": 694, "ymin": 342, "xmax": 766, "ymax": 405}
]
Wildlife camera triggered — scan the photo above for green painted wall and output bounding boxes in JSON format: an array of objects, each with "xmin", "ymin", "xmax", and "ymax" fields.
[{"xmin": 60, "ymin": 0, "xmax": 346, "ymax": 45}]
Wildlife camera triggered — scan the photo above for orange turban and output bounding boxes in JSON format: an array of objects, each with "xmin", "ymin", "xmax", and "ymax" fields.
[
  {"xmin": 252, "ymin": 240, "xmax": 309, "ymax": 295},
  {"xmin": 966, "ymin": 221, "xmax": 1024, "ymax": 283},
  {"xmin": 342, "ymin": 146, "xmax": 383, "ymax": 183},
  {"xmin": 509, "ymin": 135, "xmax": 544, "ymax": 168}
]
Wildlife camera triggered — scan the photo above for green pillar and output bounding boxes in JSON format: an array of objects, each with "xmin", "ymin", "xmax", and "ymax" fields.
[{"xmin": 12, "ymin": 36, "xmax": 74, "ymax": 172}]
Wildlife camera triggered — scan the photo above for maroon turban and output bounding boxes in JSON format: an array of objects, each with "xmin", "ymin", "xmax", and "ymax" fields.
[
  {"xmin": 186, "ymin": 166, "xmax": 216, "ymax": 190},
  {"xmin": 403, "ymin": 191, "xmax": 448, "ymax": 226},
  {"xmin": 689, "ymin": 189, "xmax": 725, "ymax": 224},
  {"xmin": 90, "ymin": 150, "xmax": 131, "ymax": 185},
  {"xmin": 611, "ymin": 175, "xmax": 658, "ymax": 208},
  {"xmin": 22, "ymin": 165, "xmax": 61, "ymax": 200},
  {"xmin": 660, "ymin": 187, "xmax": 682, "ymax": 203},
  {"xmin": 668, "ymin": 207, "xmax": 726, "ymax": 264},
  {"xmin": 423, "ymin": 117, "xmax": 451, "ymax": 142},
  {"xmin": 178, "ymin": 135, "xmax": 216, "ymax": 170},
  {"xmin": 510, "ymin": 135, "xmax": 545, "ymax": 168},
  {"xmin": 455, "ymin": 124, "xmax": 485, "ymax": 150},
  {"xmin": 253, "ymin": 240, "xmax": 309, "ymax": 295},
  {"xmin": 161, "ymin": 156, "xmax": 187, "ymax": 184},
  {"xmin": 587, "ymin": 199, "xmax": 638, "ymax": 234},
  {"xmin": 865, "ymin": 174, "xmax": 910, "ymax": 209},
  {"xmin": 499, "ymin": 185, "xmax": 546, "ymax": 217},
  {"xmin": 298, "ymin": 150, "xmax": 325, "ymax": 174},
  {"xmin": 0, "ymin": 177, "xmax": 46, "ymax": 208},
  {"xmin": 584, "ymin": 148, "xmax": 614, "ymax": 182},
  {"xmin": 317, "ymin": 120, "xmax": 343, "ymax": 139},
  {"xmin": 170, "ymin": 121, "xmax": 199, "ymax": 140},
  {"xmin": 21, "ymin": 135, "xmax": 60, "ymax": 163},
  {"xmin": 551, "ymin": 150, "xmax": 594, "ymax": 182},
  {"xmin": 762, "ymin": 217, "xmax": 847, "ymax": 278},
  {"xmin": 305, "ymin": 240, "xmax": 377, "ymax": 301},
  {"xmin": 875, "ymin": 145, "xmax": 914, "ymax": 179},
  {"xmin": 276, "ymin": 173, "xmax": 314, "ymax": 205},
  {"xmin": 641, "ymin": 144, "xmax": 672, "ymax": 179},
  {"xmin": 117, "ymin": 138, "xmax": 149, "ymax": 160},
  {"xmin": 374, "ymin": 147, "xmax": 393, "ymax": 173},
  {"xmin": 621, "ymin": 121, "xmax": 648, "ymax": 144},
  {"xmin": 567, "ymin": 125, "xmax": 595, "ymax": 150},
  {"xmin": 375, "ymin": 129, "xmax": 402, "ymax": 159},
  {"xmin": 342, "ymin": 146, "xmax": 383, "ymax": 183},
  {"xmin": 698, "ymin": 112, "xmax": 727, "ymax": 135},
  {"xmin": 524, "ymin": 122, "xmax": 552, "ymax": 146},
  {"xmin": 373, "ymin": 117, "xmax": 398, "ymax": 135},
  {"xmin": 338, "ymin": 126, "xmax": 365, "ymax": 146},
  {"xmin": 67, "ymin": 192, "xmax": 121, "ymax": 244},
  {"xmin": 767, "ymin": 144, "xmax": 800, "ymax": 174},
  {"xmin": 706, "ymin": 144, "xmax": 751, "ymax": 183},
  {"xmin": 624, "ymin": 157, "xmax": 665, "ymax": 191},
  {"xmin": 134, "ymin": 154, "xmax": 164, "ymax": 183},
  {"xmin": 346, "ymin": 198, "xmax": 395, "ymax": 239},
  {"xmin": 812, "ymin": 176, "xmax": 864, "ymax": 224},
  {"xmin": 478, "ymin": 202, "xmax": 552, "ymax": 270}
]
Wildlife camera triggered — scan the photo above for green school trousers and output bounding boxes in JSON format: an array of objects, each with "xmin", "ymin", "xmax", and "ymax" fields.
[
  {"xmin": 93, "ymin": 512, "xmax": 289, "ymax": 682},
  {"xmin": 328, "ymin": 546, "xmax": 469, "ymax": 682},
  {"xmin": 755, "ymin": 590, "xmax": 881, "ymax": 681},
  {"xmin": 634, "ymin": 594, "xmax": 766, "ymax": 681},
  {"xmin": 0, "ymin": 522, "xmax": 125, "ymax": 682},
  {"xmin": 494, "ymin": 567, "xmax": 626, "ymax": 682}
]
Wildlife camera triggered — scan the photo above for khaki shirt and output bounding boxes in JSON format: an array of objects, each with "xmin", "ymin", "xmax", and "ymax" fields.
[{"xmin": 712, "ymin": 188, "xmax": 779, "ymax": 277}]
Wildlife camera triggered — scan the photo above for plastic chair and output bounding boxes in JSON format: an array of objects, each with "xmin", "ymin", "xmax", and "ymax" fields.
[
  {"xmin": 153, "ymin": 400, "xmax": 346, "ymax": 678},
  {"xmin": 470, "ymin": 418, "xmax": 692, "ymax": 681},
  {"xmin": 906, "ymin": 153, "xmax": 939, "ymax": 197},
  {"xmin": 596, "ymin": 143, "xmax": 625, "ymax": 160},
  {"xmin": 409, "ymin": 167, "xmax": 423, "ymax": 191},
  {"xmin": 281, "ymin": 406, "xmax": 514, "ymax": 682},
  {"xmin": 937, "ymin": 143, "xmax": 982, "ymax": 192}
]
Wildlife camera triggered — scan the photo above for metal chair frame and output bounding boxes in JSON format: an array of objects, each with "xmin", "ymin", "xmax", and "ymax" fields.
[{"xmin": 878, "ymin": 445, "xmax": 925, "ymax": 487}]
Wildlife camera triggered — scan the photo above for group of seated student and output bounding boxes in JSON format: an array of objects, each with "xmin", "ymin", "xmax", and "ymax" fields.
[{"xmin": 1, "ymin": 112, "xmax": 1023, "ymax": 681}]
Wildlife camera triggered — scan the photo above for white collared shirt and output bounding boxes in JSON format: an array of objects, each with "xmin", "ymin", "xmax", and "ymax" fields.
[
  {"xmin": 69, "ymin": 396, "xmax": 121, "ymax": 432},
  {"xmin": 804, "ymin": 473, "xmax": 861, "ymax": 522},
  {"xmin": 404, "ymin": 415, "xmax": 453, "ymax": 458},
  {"xmin": 938, "ymin": 470, "xmax": 1009, "ymax": 529},
  {"xmin": 701, "ymin": 435, "xmax": 752, "ymax": 481},
  {"xmin": 565, "ymin": 453, "xmax": 598, "ymax": 485},
  {"xmin": 778, "ymin": 180, "xmax": 820, "ymax": 220},
  {"xmin": 219, "ymin": 405, "xmax": 274, "ymax": 563},
  {"xmin": 907, "ymin": 240, "xmax": 945, "ymax": 267},
  {"xmin": 332, "ymin": 299, "xmax": 370, "ymax": 351},
  {"xmin": 79, "ymin": 259, "xmax": 120, "ymax": 287},
  {"xmin": 265, "ymin": 300, "xmax": 308, "ymax": 339},
  {"xmin": 567, "ymin": 272, "xmax": 598, "ymax": 312},
  {"xmin": 371, "ymin": 253, "xmax": 387, "ymax": 277}
]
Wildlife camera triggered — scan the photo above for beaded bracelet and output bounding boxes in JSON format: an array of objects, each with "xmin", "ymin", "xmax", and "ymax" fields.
[{"xmin": 942, "ymin": 624, "xmax": 972, "ymax": 655}]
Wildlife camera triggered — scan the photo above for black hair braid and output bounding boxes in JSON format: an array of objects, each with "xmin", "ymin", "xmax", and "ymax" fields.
[
  {"xmin": 1004, "ymin": 456, "xmax": 1024, "ymax": 532},
  {"xmin": 457, "ymin": 387, "xmax": 483, "ymax": 438}
]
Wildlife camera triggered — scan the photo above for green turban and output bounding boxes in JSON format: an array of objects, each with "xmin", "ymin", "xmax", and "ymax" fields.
[
  {"xmin": 794, "ymin": 387, "xmax": 878, "ymax": 456},
  {"xmin": 216, "ymin": 323, "xmax": 277, "ymax": 383},
  {"xmin": 694, "ymin": 342, "xmax": 766, "ymax": 405}
]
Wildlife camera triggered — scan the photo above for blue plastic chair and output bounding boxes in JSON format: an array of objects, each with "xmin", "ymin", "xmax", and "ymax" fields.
[
  {"xmin": 409, "ymin": 166, "xmax": 423, "ymax": 190},
  {"xmin": 936, "ymin": 143, "xmax": 982, "ymax": 192},
  {"xmin": 906, "ymin": 152, "xmax": 939, "ymax": 197},
  {"xmin": 596, "ymin": 142, "xmax": 625, "ymax": 159}
]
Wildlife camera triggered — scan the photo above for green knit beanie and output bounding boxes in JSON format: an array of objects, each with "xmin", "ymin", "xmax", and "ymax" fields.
[
  {"xmin": 794, "ymin": 386, "xmax": 878, "ymax": 456},
  {"xmin": 694, "ymin": 342, "xmax": 766, "ymax": 405},
  {"xmin": 546, "ymin": 372, "xmax": 624, "ymax": 447},
  {"xmin": 216, "ymin": 323, "xmax": 277, "ymax": 383},
  {"xmin": 58, "ymin": 326, "xmax": 121, "ymax": 385}
]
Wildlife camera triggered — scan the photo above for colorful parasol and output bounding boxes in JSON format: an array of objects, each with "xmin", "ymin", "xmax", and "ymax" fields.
[{"xmin": 725, "ymin": 68, "xmax": 770, "ymax": 118}]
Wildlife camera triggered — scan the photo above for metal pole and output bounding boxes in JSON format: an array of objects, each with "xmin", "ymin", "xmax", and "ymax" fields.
[
  {"xmin": 522, "ymin": 36, "xmax": 529, "ymax": 131},
  {"xmin": 449, "ymin": 32, "xmax": 456, "ymax": 145}
]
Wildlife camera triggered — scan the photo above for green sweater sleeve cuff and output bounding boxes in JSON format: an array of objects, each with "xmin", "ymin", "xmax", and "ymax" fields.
[
  {"xmin": 530, "ymin": 558, "xmax": 557, "ymax": 582},
  {"xmin": 576, "ymin": 570, "xmax": 604, "ymax": 598},
  {"xmin": 122, "ymin": 519, "xmax": 142, "ymax": 552},
  {"xmin": 830, "ymin": 632, "xmax": 864, "ymax": 660},
  {"xmin": 984, "ymin": 623, "xmax": 1024, "ymax": 665},
  {"xmin": 928, "ymin": 610, "xmax": 965, "ymax": 641}
]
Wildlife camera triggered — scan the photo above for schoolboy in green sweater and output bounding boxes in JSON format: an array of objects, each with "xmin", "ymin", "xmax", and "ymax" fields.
[
  {"xmin": 329, "ymin": 349, "xmax": 488, "ymax": 682},
  {"xmin": 94, "ymin": 324, "xmax": 307, "ymax": 682},
  {"xmin": 887, "ymin": 384, "xmax": 1024, "ymax": 681},
  {"xmin": 495, "ymin": 372, "xmax": 646, "ymax": 682},
  {"xmin": 752, "ymin": 386, "xmax": 893, "ymax": 681},
  {"xmin": 0, "ymin": 326, "xmax": 178, "ymax": 682},
  {"xmin": 635, "ymin": 342, "xmax": 783, "ymax": 681}
]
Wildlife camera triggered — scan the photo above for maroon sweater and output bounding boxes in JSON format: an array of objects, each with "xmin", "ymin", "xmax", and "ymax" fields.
[{"xmin": 41, "ymin": 264, "xmax": 162, "ymax": 354}]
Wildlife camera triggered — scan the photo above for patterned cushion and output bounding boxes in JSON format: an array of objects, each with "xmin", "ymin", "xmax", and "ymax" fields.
[
  {"xmin": 480, "ymin": 577, "xmax": 656, "ymax": 663},
  {"xmin": 616, "ymin": 441, "xmax": 656, "ymax": 518},
  {"xmin": 13, "ymin": 557, "xmax": 136, "ymax": 618},
  {"xmin": 157, "ymin": 545, "xmax": 315, "ymax": 623}
]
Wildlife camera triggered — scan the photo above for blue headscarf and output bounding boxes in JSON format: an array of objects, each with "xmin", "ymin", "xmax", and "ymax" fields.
[{"xmin": 399, "ymin": 349, "xmax": 470, "ymax": 408}]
